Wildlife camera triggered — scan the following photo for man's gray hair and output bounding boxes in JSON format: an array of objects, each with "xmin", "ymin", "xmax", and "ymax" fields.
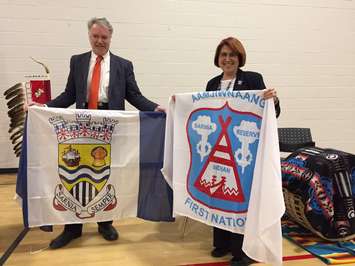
[{"xmin": 87, "ymin": 17, "xmax": 113, "ymax": 34}]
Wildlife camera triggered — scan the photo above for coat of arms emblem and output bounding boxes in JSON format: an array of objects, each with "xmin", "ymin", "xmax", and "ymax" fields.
[
  {"xmin": 186, "ymin": 102, "xmax": 261, "ymax": 213},
  {"xmin": 50, "ymin": 113, "xmax": 118, "ymax": 219}
]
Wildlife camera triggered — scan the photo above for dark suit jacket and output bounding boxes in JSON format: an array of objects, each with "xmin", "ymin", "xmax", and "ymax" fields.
[
  {"xmin": 47, "ymin": 51, "xmax": 158, "ymax": 111},
  {"xmin": 206, "ymin": 69, "xmax": 280, "ymax": 117}
]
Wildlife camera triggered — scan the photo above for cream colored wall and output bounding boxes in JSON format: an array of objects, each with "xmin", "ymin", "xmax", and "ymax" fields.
[{"xmin": 0, "ymin": 0, "xmax": 354, "ymax": 167}]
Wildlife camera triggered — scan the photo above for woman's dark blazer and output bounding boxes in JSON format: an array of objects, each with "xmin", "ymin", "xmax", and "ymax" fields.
[{"xmin": 206, "ymin": 69, "xmax": 280, "ymax": 117}]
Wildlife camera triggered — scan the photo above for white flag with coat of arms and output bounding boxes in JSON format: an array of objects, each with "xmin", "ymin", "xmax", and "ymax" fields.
[{"xmin": 17, "ymin": 107, "xmax": 173, "ymax": 227}]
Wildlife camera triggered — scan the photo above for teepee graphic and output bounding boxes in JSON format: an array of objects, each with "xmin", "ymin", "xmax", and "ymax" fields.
[{"xmin": 194, "ymin": 115, "xmax": 245, "ymax": 202}]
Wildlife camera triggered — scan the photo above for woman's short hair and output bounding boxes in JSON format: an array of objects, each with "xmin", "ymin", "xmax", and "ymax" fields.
[{"xmin": 214, "ymin": 37, "xmax": 246, "ymax": 68}]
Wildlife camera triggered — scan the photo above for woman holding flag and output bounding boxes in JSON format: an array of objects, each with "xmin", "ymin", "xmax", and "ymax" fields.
[{"xmin": 206, "ymin": 37, "xmax": 281, "ymax": 266}]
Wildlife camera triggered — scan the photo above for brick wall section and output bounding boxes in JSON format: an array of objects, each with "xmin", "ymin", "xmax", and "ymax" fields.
[{"xmin": 0, "ymin": 0, "xmax": 354, "ymax": 167}]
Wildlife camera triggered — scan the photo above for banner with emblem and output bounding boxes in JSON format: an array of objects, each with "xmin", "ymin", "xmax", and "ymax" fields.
[
  {"xmin": 16, "ymin": 107, "xmax": 173, "ymax": 227},
  {"xmin": 162, "ymin": 91, "xmax": 285, "ymax": 265}
]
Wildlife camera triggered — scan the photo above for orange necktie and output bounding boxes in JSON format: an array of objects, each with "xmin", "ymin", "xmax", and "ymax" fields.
[{"xmin": 88, "ymin": 55, "xmax": 103, "ymax": 109}]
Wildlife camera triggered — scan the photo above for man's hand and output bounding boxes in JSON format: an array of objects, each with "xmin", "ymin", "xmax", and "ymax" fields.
[
  {"xmin": 24, "ymin": 102, "xmax": 46, "ymax": 112},
  {"xmin": 154, "ymin": 105, "xmax": 166, "ymax": 112}
]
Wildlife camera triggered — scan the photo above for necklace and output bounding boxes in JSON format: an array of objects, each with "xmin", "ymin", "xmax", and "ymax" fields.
[
  {"xmin": 226, "ymin": 80, "xmax": 233, "ymax": 90},
  {"xmin": 219, "ymin": 78, "xmax": 235, "ymax": 91}
]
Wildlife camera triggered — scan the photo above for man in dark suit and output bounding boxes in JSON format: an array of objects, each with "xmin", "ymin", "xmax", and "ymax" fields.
[{"xmin": 47, "ymin": 17, "xmax": 164, "ymax": 249}]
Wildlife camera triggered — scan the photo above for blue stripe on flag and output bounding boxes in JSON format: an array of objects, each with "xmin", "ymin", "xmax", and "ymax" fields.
[
  {"xmin": 16, "ymin": 119, "xmax": 29, "ymax": 228},
  {"xmin": 137, "ymin": 112, "xmax": 174, "ymax": 221}
]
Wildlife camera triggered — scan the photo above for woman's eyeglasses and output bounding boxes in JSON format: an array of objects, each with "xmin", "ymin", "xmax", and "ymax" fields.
[{"xmin": 219, "ymin": 52, "xmax": 238, "ymax": 58}]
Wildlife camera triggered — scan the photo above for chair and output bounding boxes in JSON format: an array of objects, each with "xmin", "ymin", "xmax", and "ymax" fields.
[{"xmin": 278, "ymin": 127, "xmax": 315, "ymax": 152}]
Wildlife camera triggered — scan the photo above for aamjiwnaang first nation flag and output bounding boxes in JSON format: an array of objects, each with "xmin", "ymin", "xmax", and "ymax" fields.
[
  {"xmin": 162, "ymin": 91, "xmax": 285, "ymax": 265},
  {"xmin": 16, "ymin": 107, "xmax": 173, "ymax": 228}
]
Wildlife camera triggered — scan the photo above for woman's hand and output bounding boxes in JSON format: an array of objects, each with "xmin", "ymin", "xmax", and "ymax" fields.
[{"xmin": 262, "ymin": 88, "xmax": 279, "ymax": 104}]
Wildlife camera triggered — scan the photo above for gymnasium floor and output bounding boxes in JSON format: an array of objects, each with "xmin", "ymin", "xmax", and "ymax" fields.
[{"xmin": 0, "ymin": 174, "xmax": 327, "ymax": 266}]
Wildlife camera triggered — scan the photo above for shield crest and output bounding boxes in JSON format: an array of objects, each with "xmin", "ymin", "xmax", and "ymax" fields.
[
  {"xmin": 56, "ymin": 140, "xmax": 113, "ymax": 218},
  {"xmin": 186, "ymin": 102, "xmax": 261, "ymax": 213},
  {"xmin": 50, "ymin": 114, "xmax": 118, "ymax": 219}
]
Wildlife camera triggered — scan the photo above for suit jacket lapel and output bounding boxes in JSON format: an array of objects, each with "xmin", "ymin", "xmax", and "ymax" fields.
[
  {"xmin": 211, "ymin": 69, "xmax": 248, "ymax": 91},
  {"xmin": 211, "ymin": 73, "xmax": 223, "ymax": 91},
  {"xmin": 108, "ymin": 52, "xmax": 117, "ymax": 104},
  {"xmin": 233, "ymin": 69, "xmax": 248, "ymax": 91},
  {"xmin": 80, "ymin": 52, "xmax": 91, "ymax": 98}
]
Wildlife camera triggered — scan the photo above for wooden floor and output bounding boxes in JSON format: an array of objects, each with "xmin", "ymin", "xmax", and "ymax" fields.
[{"xmin": 0, "ymin": 174, "xmax": 327, "ymax": 266}]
